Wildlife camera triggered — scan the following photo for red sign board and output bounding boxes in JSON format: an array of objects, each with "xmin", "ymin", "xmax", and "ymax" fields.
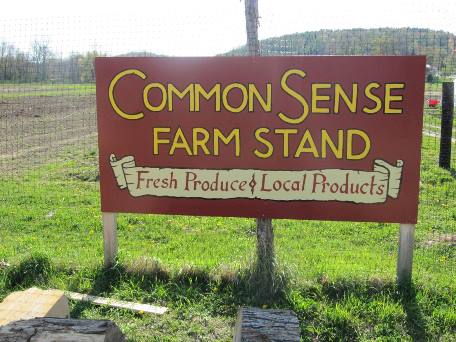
[{"xmin": 96, "ymin": 56, "xmax": 425, "ymax": 223}]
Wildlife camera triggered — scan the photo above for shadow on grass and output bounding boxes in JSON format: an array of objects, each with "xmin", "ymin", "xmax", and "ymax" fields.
[
  {"xmin": 68, "ymin": 257, "xmax": 290, "ymax": 319},
  {"xmin": 70, "ymin": 264, "xmax": 126, "ymax": 318},
  {"xmin": 449, "ymin": 167, "xmax": 456, "ymax": 179},
  {"xmin": 291, "ymin": 276, "xmax": 434, "ymax": 341},
  {"xmin": 70, "ymin": 263, "xmax": 432, "ymax": 339},
  {"xmin": 399, "ymin": 284, "xmax": 429, "ymax": 341},
  {"xmin": 3, "ymin": 253, "xmax": 52, "ymax": 290},
  {"xmin": 2, "ymin": 255, "xmax": 443, "ymax": 340}
]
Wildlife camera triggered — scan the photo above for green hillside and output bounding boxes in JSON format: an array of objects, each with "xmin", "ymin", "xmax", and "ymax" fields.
[{"xmin": 227, "ymin": 28, "xmax": 456, "ymax": 76}]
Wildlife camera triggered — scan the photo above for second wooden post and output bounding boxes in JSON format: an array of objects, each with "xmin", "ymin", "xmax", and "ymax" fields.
[{"xmin": 244, "ymin": 0, "xmax": 276, "ymax": 296}]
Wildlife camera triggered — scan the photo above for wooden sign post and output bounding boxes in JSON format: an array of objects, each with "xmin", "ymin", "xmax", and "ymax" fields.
[
  {"xmin": 245, "ymin": 0, "xmax": 276, "ymax": 293},
  {"xmin": 102, "ymin": 212, "xmax": 117, "ymax": 267},
  {"xmin": 397, "ymin": 223, "xmax": 415, "ymax": 285}
]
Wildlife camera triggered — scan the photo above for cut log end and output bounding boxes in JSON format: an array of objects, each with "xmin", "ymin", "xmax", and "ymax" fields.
[
  {"xmin": 234, "ymin": 307, "xmax": 300, "ymax": 342},
  {"xmin": 0, "ymin": 317, "xmax": 125, "ymax": 342}
]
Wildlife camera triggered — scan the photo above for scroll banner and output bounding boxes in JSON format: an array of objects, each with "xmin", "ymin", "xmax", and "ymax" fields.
[{"xmin": 110, "ymin": 154, "xmax": 404, "ymax": 204}]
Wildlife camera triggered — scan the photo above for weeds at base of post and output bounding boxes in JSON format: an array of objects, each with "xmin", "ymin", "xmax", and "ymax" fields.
[{"xmin": 237, "ymin": 257, "xmax": 290, "ymax": 306}]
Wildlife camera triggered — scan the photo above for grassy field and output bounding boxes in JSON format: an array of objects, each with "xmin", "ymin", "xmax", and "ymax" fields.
[
  {"xmin": 0, "ymin": 135, "xmax": 454, "ymax": 341},
  {"xmin": 0, "ymin": 81, "xmax": 455, "ymax": 340},
  {"xmin": 0, "ymin": 83, "xmax": 95, "ymax": 99},
  {"xmin": 0, "ymin": 82, "xmax": 442, "ymax": 99}
]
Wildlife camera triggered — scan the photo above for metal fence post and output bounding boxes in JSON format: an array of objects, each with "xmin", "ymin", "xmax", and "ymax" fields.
[{"xmin": 439, "ymin": 81, "xmax": 454, "ymax": 169}]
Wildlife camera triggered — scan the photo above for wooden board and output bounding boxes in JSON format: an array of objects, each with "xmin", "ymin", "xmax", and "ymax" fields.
[{"xmin": 66, "ymin": 291, "xmax": 168, "ymax": 315}]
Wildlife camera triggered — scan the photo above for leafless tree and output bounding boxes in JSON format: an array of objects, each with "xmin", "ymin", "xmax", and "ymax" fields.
[{"xmin": 32, "ymin": 40, "xmax": 51, "ymax": 82}]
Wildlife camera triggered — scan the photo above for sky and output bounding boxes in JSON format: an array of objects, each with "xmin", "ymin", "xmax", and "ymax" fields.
[{"xmin": 1, "ymin": 0, "xmax": 455, "ymax": 56}]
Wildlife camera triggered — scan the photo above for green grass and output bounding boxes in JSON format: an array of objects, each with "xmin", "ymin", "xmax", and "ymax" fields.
[
  {"xmin": 0, "ymin": 137, "xmax": 455, "ymax": 341},
  {"xmin": 0, "ymin": 83, "xmax": 95, "ymax": 98},
  {"xmin": 0, "ymin": 82, "xmax": 94, "ymax": 89},
  {"xmin": 425, "ymin": 82, "xmax": 442, "ymax": 92}
]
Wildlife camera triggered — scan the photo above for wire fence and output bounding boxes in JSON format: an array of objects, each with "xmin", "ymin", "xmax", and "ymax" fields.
[{"xmin": 0, "ymin": 16, "xmax": 455, "ymax": 219}]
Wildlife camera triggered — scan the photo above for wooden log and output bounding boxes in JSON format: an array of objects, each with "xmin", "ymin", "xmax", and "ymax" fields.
[
  {"xmin": 234, "ymin": 307, "xmax": 300, "ymax": 342},
  {"xmin": 0, "ymin": 317, "xmax": 125, "ymax": 342}
]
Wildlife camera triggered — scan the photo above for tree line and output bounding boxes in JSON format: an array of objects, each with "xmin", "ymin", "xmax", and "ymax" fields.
[
  {"xmin": 0, "ymin": 41, "xmax": 102, "ymax": 83},
  {"xmin": 228, "ymin": 28, "xmax": 456, "ymax": 78},
  {"xmin": 1, "ymin": 28, "xmax": 455, "ymax": 83}
]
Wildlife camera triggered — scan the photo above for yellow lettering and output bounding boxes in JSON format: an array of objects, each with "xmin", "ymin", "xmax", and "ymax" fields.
[
  {"xmin": 222, "ymin": 83, "xmax": 248, "ymax": 113},
  {"xmin": 274, "ymin": 128, "xmax": 297, "ymax": 157},
  {"xmin": 248, "ymin": 84, "xmax": 272, "ymax": 112},
  {"xmin": 277, "ymin": 69, "xmax": 309, "ymax": 124},
  {"xmin": 192, "ymin": 128, "xmax": 210, "ymax": 155},
  {"xmin": 311, "ymin": 83, "xmax": 331, "ymax": 114},
  {"xmin": 168, "ymin": 84, "xmax": 195, "ymax": 111},
  {"xmin": 214, "ymin": 129, "xmax": 240, "ymax": 156},
  {"xmin": 254, "ymin": 128, "xmax": 273, "ymax": 159},
  {"xmin": 294, "ymin": 130, "xmax": 319, "ymax": 158},
  {"xmin": 347, "ymin": 129, "xmax": 371, "ymax": 160},
  {"xmin": 334, "ymin": 83, "xmax": 358, "ymax": 113},
  {"xmin": 153, "ymin": 127, "xmax": 171, "ymax": 155},
  {"xmin": 363, "ymin": 82, "xmax": 382, "ymax": 114},
  {"xmin": 144, "ymin": 83, "xmax": 167, "ymax": 112},
  {"xmin": 194, "ymin": 84, "xmax": 220, "ymax": 111},
  {"xmin": 385, "ymin": 83, "xmax": 405, "ymax": 114},
  {"xmin": 109, "ymin": 69, "xmax": 146, "ymax": 120},
  {"xmin": 170, "ymin": 128, "xmax": 192, "ymax": 155},
  {"xmin": 321, "ymin": 129, "xmax": 343, "ymax": 159}
]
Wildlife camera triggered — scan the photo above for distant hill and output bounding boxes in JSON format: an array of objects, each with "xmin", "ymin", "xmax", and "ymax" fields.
[
  {"xmin": 226, "ymin": 28, "xmax": 456, "ymax": 76},
  {"xmin": 117, "ymin": 51, "xmax": 164, "ymax": 57}
]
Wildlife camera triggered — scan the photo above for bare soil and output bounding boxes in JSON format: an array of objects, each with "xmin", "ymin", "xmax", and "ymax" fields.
[{"xmin": 0, "ymin": 94, "xmax": 97, "ymax": 174}]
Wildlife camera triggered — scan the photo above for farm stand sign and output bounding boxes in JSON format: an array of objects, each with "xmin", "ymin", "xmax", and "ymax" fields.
[{"xmin": 95, "ymin": 56, "xmax": 425, "ymax": 223}]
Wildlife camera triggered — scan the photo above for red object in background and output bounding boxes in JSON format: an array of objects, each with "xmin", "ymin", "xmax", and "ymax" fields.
[{"xmin": 427, "ymin": 99, "xmax": 440, "ymax": 107}]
